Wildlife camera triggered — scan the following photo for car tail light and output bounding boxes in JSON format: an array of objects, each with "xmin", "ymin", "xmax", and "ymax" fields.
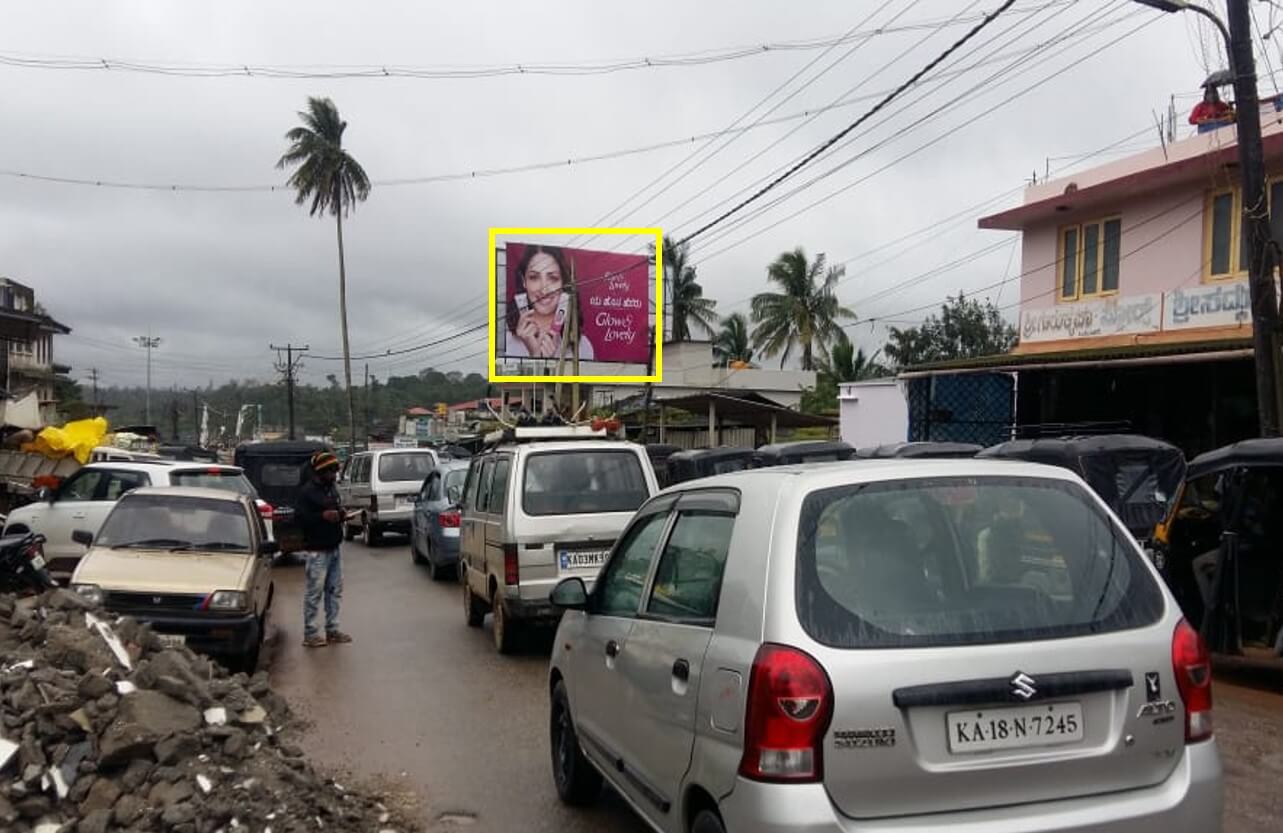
[
  {"xmin": 739, "ymin": 643, "xmax": 833, "ymax": 782},
  {"xmin": 438, "ymin": 510, "xmax": 461, "ymax": 529},
  {"xmin": 504, "ymin": 544, "xmax": 519, "ymax": 585},
  {"xmin": 23, "ymin": 541, "xmax": 44, "ymax": 562},
  {"xmin": 256, "ymin": 500, "xmax": 274, "ymax": 519},
  {"xmin": 1172, "ymin": 618, "xmax": 1213, "ymax": 743}
]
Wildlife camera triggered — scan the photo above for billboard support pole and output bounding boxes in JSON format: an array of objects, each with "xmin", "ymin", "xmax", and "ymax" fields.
[{"xmin": 571, "ymin": 268, "xmax": 581, "ymax": 416}]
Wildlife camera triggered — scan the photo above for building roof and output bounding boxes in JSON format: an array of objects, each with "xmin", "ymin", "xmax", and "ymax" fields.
[
  {"xmin": 404, "ymin": 407, "xmax": 433, "ymax": 417},
  {"xmin": 898, "ymin": 338, "xmax": 1253, "ymax": 376},
  {"xmin": 650, "ymin": 391, "xmax": 836, "ymax": 429},
  {"xmin": 448, "ymin": 398, "xmax": 502, "ymax": 412}
]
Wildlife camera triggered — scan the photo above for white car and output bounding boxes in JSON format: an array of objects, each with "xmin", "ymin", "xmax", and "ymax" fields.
[{"xmin": 4, "ymin": 461, "xmax": 263, "ymax": 578}]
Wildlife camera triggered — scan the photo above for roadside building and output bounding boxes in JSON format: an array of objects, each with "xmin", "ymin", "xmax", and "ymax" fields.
[
  {"xmin": 901, "ymin": 96, "xmax": 1283, "ymax": 455},
  {"xmin": 0, "ymin": 278, "xmax": 73, "ymax": 424}
]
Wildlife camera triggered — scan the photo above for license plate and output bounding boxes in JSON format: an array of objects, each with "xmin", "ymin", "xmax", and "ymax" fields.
[
  {"xmin": 156, "ymin": 633, "xmax": 186, "ymax": 648},
  {"xmin": 559, "ymin": 549, "xmax": 610, "ymax": 571},
  {"xmin": 29, "ymin": 555, "xmax": 45, "ymax": 570},
  {"xmin": 946, "ymin": 702, "xmax": 1083, "ymax": 754}
]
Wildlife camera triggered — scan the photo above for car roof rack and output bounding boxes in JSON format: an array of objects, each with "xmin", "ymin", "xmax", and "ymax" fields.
[{"xmin": 483, "ymin": 424, "xmax": 617, "ymax": 446}]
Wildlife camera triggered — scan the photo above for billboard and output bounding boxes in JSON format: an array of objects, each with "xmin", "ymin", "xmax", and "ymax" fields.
[{"xmin": 499, "ymin": 242, "xmax": 651, "ymax": 365}]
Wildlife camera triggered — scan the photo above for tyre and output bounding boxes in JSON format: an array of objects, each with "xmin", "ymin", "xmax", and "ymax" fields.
[
  {"xmin": 492, "ymin": 594, "xmax": 519, "ymax": 654},
  {"xmin": 691, "ymin": 810, "xmax": 726, "ymax": 833},
  {"xmin": 232, "ymin": 615, "xmax": 265, "ymax": 674},
  {"xmin": 410, "ymin": 534, "xmax": 426, "ymax": 565},
  {"xmin": 550, "ymin": 680, "xmax": 602, "ymax": 806},
  {"xmin": 463, "ymin": 580, "xmax": 485, "ymax": 628},
  {"xmin": 362, "ymin": 517, "xmax": 382, "ymax": 547}
]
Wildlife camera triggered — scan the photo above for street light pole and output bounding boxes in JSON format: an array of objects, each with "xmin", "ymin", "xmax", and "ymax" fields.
[
  {"xmin": 1137, "ymin": 0, "xmax": 1283, "ymax": 435},
  {"xmin": 132, "ymin": 334, "xmax": 162, "ymax": 425}
]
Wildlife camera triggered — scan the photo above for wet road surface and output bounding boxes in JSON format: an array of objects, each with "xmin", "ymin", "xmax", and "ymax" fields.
[
  {"xmin": 265, "ymin": 537, "xmax": 648, "ymax": 833},
  {"xmin": 265, "ymin": 538, "xmax": 1283, "ymax": 833}
]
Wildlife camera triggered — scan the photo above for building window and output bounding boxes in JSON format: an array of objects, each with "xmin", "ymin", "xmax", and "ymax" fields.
[
  {"xmin": 1205, "ymin": 181, "xmax": 1283, "ymax": 280},
  {"xmin": 1059, "ymin": 217, "xmax": 1122, "ymax": 301}
]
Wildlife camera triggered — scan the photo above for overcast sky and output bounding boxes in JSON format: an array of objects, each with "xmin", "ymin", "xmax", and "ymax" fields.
[{"xmin": 0, "ymin": 0, "xmax": 1255, "ymax": 389}]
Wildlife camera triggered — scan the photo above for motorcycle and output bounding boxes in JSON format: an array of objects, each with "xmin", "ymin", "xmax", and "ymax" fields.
[{"xmin": 0, "ymin": 531, "xmax": 56, "ymax": 595}]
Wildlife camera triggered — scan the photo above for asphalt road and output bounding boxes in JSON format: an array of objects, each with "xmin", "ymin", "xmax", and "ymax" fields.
[
  {"xmin": 265, "ymin": 536, "xmax": 648, "ymax": 833},
  {"xmin": 264, "ymin": 537, "xmax": 1283, "ymax": 833}
]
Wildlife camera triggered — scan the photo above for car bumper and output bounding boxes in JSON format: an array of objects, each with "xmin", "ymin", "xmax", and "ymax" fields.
[
  {"xmin": 502, "ymin": 594, "xmax": 561, "ymax": 623},
  {"xmin": 108, "ymin": 609, "xmax": 260, "ymax": 657},
  {"xmin": 429, "ymin": 534, "xmax": 460, "ymax": 564},
  {"xmin": 718, "ymin": 741, "xmax": 1222, "ymax": 833},
  {"xmin": 371, "ymin": 507, "xmax": 412, "ymax": 529}
]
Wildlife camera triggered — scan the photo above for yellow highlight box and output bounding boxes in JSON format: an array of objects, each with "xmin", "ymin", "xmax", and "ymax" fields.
[{"xmin": 488, "ymin": 227, "xmax": 664, "ymax": 384}]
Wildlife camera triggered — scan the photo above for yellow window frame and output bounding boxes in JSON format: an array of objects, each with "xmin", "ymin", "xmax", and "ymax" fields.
[
  {"xmin": 1057, "ymin": 216, "xmax": 1122, "ymax": 302},
  {"xmin": 1203, "ymin": 187, "xmax": 1244, "ymax": 282}
]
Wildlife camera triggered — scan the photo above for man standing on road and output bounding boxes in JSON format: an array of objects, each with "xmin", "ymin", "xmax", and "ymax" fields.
[{"xmin": 296, "ymin": 451, "xmax": 353, "ymax": 648}]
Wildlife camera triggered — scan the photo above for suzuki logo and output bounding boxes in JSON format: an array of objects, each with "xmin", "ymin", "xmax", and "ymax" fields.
[{"xmin": 1010, "ymin": 672, "xmax": 1038, "ymax": 701}]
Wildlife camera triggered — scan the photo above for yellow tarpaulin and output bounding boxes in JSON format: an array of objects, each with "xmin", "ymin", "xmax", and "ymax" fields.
[{"xmin": 21, "ymin": 417, "xmax": 109, "ymax": 465}]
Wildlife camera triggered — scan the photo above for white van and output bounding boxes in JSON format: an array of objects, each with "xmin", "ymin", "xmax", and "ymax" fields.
[{"xmin": 339, "ymin": 447, "xmax": 444, "ymax": 545}]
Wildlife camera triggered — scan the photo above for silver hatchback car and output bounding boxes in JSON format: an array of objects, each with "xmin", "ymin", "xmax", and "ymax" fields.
[{"xmin": 547, "ymin": 460, "xmax": 1221, "ymax": 833}]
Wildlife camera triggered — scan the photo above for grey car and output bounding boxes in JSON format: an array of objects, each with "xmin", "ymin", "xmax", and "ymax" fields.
[
  {"xmin": 547, "ymin": 459, "xmax": 1221, "ymax": 833},
  {"xmin": 410, "ymin": 460, "xmax": 469, "ymax": 580}
]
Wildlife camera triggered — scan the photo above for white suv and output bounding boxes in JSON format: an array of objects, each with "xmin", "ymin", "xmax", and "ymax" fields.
[
  {"xmin": 547, "ymin": 459, "xmax": 1221, "ymax": 833},
  {"xmin": 4, "ymin": 461, "xmax": 259, "ymax": 577}
]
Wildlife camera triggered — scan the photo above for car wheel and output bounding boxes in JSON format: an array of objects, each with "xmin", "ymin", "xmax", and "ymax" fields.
[
  {"xmin": 691, "ymin": 810, "xmax": 726, "ymax": 833},
  {"xmin": 362, "ymin": 517, "xmax": 382, "ymax": 547},
  {"xmin": 343, "ymin": 521, "xmax": 357, "ymax": 542},
  {"xmin": 410, "ymin": 533, "xmax": 426, "ymax": 565},
  {"xmin": 550, "ymin": 680, "xmax": 602, "ymax": 806},
  {"xmin": 492, "ymin": 594, "xmax": 518, "ymax": 654},
  {"xmin": 463, "ymin": 580, "xmax": 485, "ymax": 628}
]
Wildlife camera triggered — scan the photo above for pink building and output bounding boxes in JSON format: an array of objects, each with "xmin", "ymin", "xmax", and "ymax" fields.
[{"xmin": 908, "ymin": 98, "xmax": 1283, "ymax": 454}]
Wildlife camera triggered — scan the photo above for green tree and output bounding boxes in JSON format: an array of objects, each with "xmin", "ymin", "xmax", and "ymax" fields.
[
  {"xmin": 883, "ymin": 293, "xmax": 1017, "ymax": 369},
  {"xmin": 751, "ymin": 248, "xmax": 855, "ymax": 370},
  {"xmin": 658, "ymin": 238, "xmax": 717, "ymax": 341},
  {"xmin": 277, "ymin": 96, "xmax": 371, "ymax": 455},
  {"xmin": 712, "ymin": 313, "xmax": 753, "ymax": 367},
  {"xmin": 802, "ymin": 331, "xmax": 889, "ymax": 415}
]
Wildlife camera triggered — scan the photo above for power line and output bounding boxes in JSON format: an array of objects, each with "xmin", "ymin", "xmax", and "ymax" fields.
[{"xmin": 304, "ymin": 321, "xmax": 489, "ymax": 361}]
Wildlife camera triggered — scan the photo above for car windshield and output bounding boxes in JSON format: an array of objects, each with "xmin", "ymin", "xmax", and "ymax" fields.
[
  {"xmin": 444, "ymin": 468, "xmax": 468, "ymax": 503},
  {"xmin": 523, "ymin": 450, "xmax": 649, "ymax": 516},
  {"xmin": 796, "ymin": 476, "xmax": 1164, "ymax": 649},
  {"xmin": 169, "ymin": 470, "xmax": 255, "ymax": 496},
  {"xmin": 379, "ymin": 453, "xmax": 435, "ymax": 483},
  {"xmin": 96, "ymin": 494, "xmax": 252, "ymax": 552}
]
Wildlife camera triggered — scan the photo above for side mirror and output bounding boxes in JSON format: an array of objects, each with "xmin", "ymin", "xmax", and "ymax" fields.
[
  {"xmin": 259, "ymin": 540, "xmax": 280, "ymax": 557},
  {"xmin": 550, "ymin": 577, "xmax": 589, "ymax": 610},
  {"xmin": 72, "ymin": 529, "xmax": 94, "ymax": 547}
]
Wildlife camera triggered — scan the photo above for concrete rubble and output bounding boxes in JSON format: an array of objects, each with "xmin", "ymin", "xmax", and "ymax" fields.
[{"xmin": 0, "ymin": 589, "xmax": 418, "ymax": 833}]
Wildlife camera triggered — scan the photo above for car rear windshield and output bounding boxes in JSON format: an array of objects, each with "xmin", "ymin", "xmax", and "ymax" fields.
[
  {"xmin": 96, "ymin": 494, "xmax": 252, "ymax": 552},
  {"xmin": 259, "ymin": 462, "xmax": 305, "ymax": 487},
  {"xmin": 379, "ymin": 453, "xmax": 435, "ymax": 483},
  {"xmin": 523, "ymin": 450, "xmax": 649, "ymax": 516},
  {"xmin": 169, "ymin": 470, "xmax": 255, "ymax": 496},
  {"xmin": 795, "ymin": 476, "xmax": 1165, "ymax": 649}
]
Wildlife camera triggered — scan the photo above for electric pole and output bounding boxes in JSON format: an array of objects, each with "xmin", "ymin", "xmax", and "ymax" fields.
[
  {"xmin": 168, "ymin": 388, "xmax": 180, "ymax": 442},
  {"xmin": 271, "ymin": 343, "xmax": 309, "ymax": 441},
  {"xmin": 192, "ymin": 390, "xmax": 200, "ymax": 446},
  {"xmin": 364, "ymin": 363, "xmax": 371, "ymax": 448},
  {"xmin": 88, "ymin": 368, "xmax": 100, "ymax": 410},
  {"xmin": 133, "ymin": 334, "xmax": 161, "ymax": 424},
  {"xmin": 1227, "ymin": 0, "xmax": 1283, "ymax": 436}
]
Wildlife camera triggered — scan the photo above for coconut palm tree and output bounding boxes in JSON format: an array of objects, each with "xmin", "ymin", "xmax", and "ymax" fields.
[
  {"xmin": 712, "ymin": 313, "xmax": 753, "ymax": 367},
  {"xmin": 277, "ymin": 97, "xmax": 370, "ymax": 455},
  {"xmin": 658, "ymin": 238, "xmax": 717, "ymax": 341},
  {"xmin": 815, "ymin": 330, "xmax": 887, "ymax": 382},
  {"xmin": 750, "ymin": 248, "xmax": 855, "ymax": 370}
]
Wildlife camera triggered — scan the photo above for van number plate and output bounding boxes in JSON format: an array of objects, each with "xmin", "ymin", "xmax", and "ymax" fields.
[
  {"xmin": 559, "ymin": 549, "xmax": 610, "ymax": 570},
  {"xmin": 156, "ymin": 633, "xmax": 187, "ymax": 648},
  {"xmin": 946, "ymin": 702, "xmax": 1083, "ymax": 754}
]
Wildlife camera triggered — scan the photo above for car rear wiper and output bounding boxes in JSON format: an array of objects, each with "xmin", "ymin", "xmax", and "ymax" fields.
[{"xmin": 110, "ymin": 538, "xmax": 191, "ymax": 549}]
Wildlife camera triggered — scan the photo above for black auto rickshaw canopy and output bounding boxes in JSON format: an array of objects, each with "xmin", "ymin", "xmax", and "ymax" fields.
[
  {"xmin": 233, "ymin": 441, "xmax": 332, "ymax": 553},
  {"xmin": 977, "ymin": 434, "xmax": 1186, "ymax": 542},
  {"xmin": 857, "ymin": 441, "xmax": 983, "ymax": 459},
  {"xmin": 645, "ymin": 444, "xmax": 683, "ymax": 488},
  {"xmin": 753, "ymin": 440, "xmax": 856, "ymax": 467},
  {"xmin": 1155, "ymin": 437, "xmax": 1283, "ymax": 657},
  {"xmin": 667, "ymin": 447, "xmax": 756, "ymax": 486}
]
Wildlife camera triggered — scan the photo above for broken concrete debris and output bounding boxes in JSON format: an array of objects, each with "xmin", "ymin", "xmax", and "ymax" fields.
[{"xmin": 0, "ymin": 589, "xmax": 418, "ymax": 833}]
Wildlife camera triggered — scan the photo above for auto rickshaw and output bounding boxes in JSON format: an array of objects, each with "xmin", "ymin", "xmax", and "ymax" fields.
[
  {"xmin": 752, "ymin": 440, "xmax": 856, "ymax": 468},
  {"xmin": 233, "ymin": 440, "xmax": 332, "ymax": 555},
  {"xmin": 666, "ymin": 447, "xmax": 755, "ymax": 486},
  {"xmin": 977, "ymin": 434, "xmax": 1186, "ymax": 545},
  {"xmin": 856, "ymin": 441, "xmax": 983, "ymax": 459},
  {"xmin": 1152, "ymin": 438, "xmax": 1283, "ymax": 657},
  {"xmin": 644, "ymin": 444, "xmax": 682, "ymax": 488}
]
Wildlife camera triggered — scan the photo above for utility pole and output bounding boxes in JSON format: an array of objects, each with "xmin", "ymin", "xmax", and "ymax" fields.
[
  {"xmin": 88, "ymin": 368, "xmax": 100, "ymax": 410},
  {"xmin": 168, "ymin": 389, "xmax": 180, "ymax": 442},
  {"xmin": 640, "ymin": 326, "xmax": 656, "ymax": 442},
  {"xmin": 132, "ymin": 334, "xmax": 161, "ymax": 424},
  {"xmin": 364, "ymin": 363, "xmax": 371, "ymax": 448},
  {"xmin": 192, "ymin": 390, "xmax": 200, "ymax": 446},
  {"xmin": 271, "ymin": 343, "xmax": 309, "ymax": 440}
]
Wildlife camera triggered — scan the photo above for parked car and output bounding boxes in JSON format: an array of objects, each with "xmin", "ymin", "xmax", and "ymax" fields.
[
  {"xmin": 339, "ymin": 448, "xmax": 445, "ymax": 546},
  {"xmin": 460, "ymin": 426, "xmax": 659, "ymax": 653},
  {"xmin": 234, "ymin": 440, "xmax": 332, "ymax": 555},
  {"xmin": 752, "ymin": 439, "xmax": 855, "ymax": 467},
  {"xmin": 1152, "ymin": 437, "xmax": 1283, "ymax": 657},
  {"xmin": 2, "ymin": 460, "xmax": 258, "ymax": 578},
  {"xmin": 978, "ymin": 435, "xmax": 1186, "ymax": 546},
  {"xmin": 70, "ymin": 486, "xmax": 276, "ymax": 672},
  {"xmin": 665, "ymin": 447, "xmax": 754, "ymax": 487},
  {"xmin": 546, "ymin": 459, "xmax": 1221, "ymax": 833},
  {"xmin": 410, "ymin": 459, "xmax": 470, "ymax": 580}
]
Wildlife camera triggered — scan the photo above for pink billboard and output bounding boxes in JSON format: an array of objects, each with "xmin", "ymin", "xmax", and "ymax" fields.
[{"xmin": 501, "ymin": 243, "xmax": 650, "ymax": 365}]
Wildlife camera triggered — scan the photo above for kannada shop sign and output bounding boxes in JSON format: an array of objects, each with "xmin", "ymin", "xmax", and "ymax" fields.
[
  {"xmin": 501, "ymin": 243, "xmax": 650, "ymax": 364},
  {"xmin": 1021, "ymin": 294, "xmax": 1161, "ymax": 343},
  {"xmin": 1163, "ymin": 280, "xmax": 1252, "ymax": 330}
]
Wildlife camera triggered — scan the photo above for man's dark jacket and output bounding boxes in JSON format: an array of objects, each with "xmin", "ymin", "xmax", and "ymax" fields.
[{"xmin": 295, "ymin": 477, "xmax": 344, "ymax": 550}]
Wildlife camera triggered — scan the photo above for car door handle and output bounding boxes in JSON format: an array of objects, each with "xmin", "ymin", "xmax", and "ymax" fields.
[
  {"xmin": 672, "ymin": 659, "xmax": 690, "ymax": 682},
  {"xmin": 605, "ymin": 640, "xmax": 621, "ymax": 659},
  {"xmin": 71, "ymin": 512, "xmax": 87, "ymax": 520}
]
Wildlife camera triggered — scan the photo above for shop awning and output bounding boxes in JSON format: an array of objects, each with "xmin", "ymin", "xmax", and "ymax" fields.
[{"xmin": 899, "ymin": 338, "xmax": 1253, "ymax": 378}]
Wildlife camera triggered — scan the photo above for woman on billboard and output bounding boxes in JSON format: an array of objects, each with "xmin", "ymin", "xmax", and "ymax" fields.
[{"xmin": 505, "ymin": 245, "xmax": 595, "ymax": 360}]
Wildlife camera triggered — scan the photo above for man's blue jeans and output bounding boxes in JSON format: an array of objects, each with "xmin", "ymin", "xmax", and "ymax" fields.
[{"xmin": 303, "ymin": 548, "xmax": 343, "ymax": 640}]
